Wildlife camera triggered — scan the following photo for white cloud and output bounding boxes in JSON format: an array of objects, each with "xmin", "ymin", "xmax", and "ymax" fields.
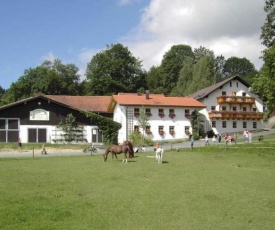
[
  {"xmin": 77, "ymin": 48, "xmax": 102, "ymax": 81},
  {"xmin": 41, "ymin": 52, "xmax": 57, "ymax": 63},
  {"xmin": 122, "ymin": 0, "xmax": 266, "ymax": 70}
]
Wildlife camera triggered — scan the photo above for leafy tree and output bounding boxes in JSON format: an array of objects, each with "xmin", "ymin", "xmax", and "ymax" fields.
[
  {"xmin": 193, "ymin": 46, "xmax": 215, "ymax": 63},
  {"xmin": 185, "ymin": 56, "xmax": 213, "ymax": 95},
  {"xmin": 146, "ymin": 66, "xmax": 165, "ymax": 94},
  {"xmin": 136, "ymin": 106, "xmax": 150, "ymax": 145},
  {"xmin": 252, "ymin": 1, "xmax": 275, "ymax": 113},
  {"xmin": 161, "ymin": 44, "xmax": 194, "ymax": 95},
  {"xmin": 171, "ymin": 55, "xmax": 214, "ymax": 96},
  {"xmin": 214, "ymin": 55, "xmax": 226, "ymax": 83},
  {"xmin": 252, "ymin": 46, "xmax": 275, "ymax": 113},
  {"xmin": 58, "ymin": 114, "xmax": 85, "ymax": 143},
  {"xmin": 2, "ymin": 59, "xmax": 81, "ymax": 104},
  {"xmin": 223, "ymin": 57, "xmax": 257, "ymax": 84},
  {"xmin": 85, "ymin": 43, "xmax": 146, "ymax": 95},
  {"xmin": 170, "ymin": 57, "xmax": 194, "ymax": 96},
  {"xmin": 260, "ymin": 0, "xmax": 275, "ymax": 47}
]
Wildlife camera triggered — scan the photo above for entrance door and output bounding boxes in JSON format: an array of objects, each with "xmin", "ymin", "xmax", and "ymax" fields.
[
  {"xmin": 91, "ymin": 128, "xmax": 103, "ymax": 143},
  {"xmin": 28, "ymin": 128, "xmax": 47, "ymax": 143}
]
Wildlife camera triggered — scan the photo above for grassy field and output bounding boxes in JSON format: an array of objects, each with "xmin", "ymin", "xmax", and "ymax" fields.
[{"xmin": 0, "ymin": 135, "xmax": 275, "ymax": 230}]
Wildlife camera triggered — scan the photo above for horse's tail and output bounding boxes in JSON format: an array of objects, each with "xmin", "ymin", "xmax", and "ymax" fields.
[{"xmin": 128, "ymin": 142, "xmax": 134, "ymax": 158}]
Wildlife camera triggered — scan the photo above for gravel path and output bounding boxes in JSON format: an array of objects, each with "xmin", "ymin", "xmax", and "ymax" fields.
[{"xmin": 1, "ymin": 129, "xmax": 274, "ymax": 158}]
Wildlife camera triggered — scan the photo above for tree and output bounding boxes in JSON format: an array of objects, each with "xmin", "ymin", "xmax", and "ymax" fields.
[
  {"xmin": 137, "ymin": 106, "xmax": 150, "ymax": 145},
  {"xmin": 170, "ymin": 57, "xmax": 194, "ymax": 96},
  {"xmin": 260, "ymin": 0, "xmax": 275, "ymax": 47},
  {"xmin": 223, "ymin": 57, "xmax": 257, "ymax": 84},
  {"xmin": 57, "ymin": 114, "xmax": 85, "ymax": 143},
  {"xmin": 161, "ymin": 44, "xmax": 194, "ymax": 95},
  {"xmin": 85, "ymin": 43, "xmax": 146, "ymax": 95},
  {"xmin": 2, "ymin": 59, "xmax": 81, "ymax": 104},
  {"xmin": 146, "ymin": 66, "xmax": 165, "ymax": 94},
  {"xmin": 252, "ymin": 46, "xmax": 275, "ymax": 113},
  {"xmin": 252, "ymin": 1, "xmax": 275, "ymax": 113},
  {"xmin": 185, "ymin": 56, "xmax": 213, "ymax": 95}
]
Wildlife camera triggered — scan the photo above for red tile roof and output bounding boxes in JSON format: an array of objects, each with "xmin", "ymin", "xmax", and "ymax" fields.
[
  {"xmin": 44, "ymin": 95, "xmax": 112, "ymax": 112},
  {"xmin": 112, "ymin": 93, "xmax": 205, "ymax": 108}
]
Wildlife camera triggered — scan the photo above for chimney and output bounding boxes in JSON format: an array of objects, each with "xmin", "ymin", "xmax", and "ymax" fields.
[{"xmin": 145, "ymin": 90, "xmax": 150, "ymax": 99}]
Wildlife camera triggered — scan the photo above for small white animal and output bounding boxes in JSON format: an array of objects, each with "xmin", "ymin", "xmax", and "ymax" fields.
[{"xmin": 155, "ymin": 147, "xmax": 164, "ymax": 163}]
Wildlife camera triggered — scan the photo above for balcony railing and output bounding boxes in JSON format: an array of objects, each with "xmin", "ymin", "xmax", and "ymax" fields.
[
  {"xmin": 217, "ymin": 96, "xmax": 255, "ymax": 104},
  {"xmin": 208, "ymin": 111, "xmax": 264, "ymax": 120}
]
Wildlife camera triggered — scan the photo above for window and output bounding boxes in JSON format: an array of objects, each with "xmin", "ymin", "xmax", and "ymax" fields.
[
  {"xmin": 253, "ymin": 122, "xmax": 257, "ymax": 129},
  {"xmin": 134, "ymin": 125, "xmax": 140, "ymax": 134},
  {"xmin": 222, "ymin": 121, "xmax": 227, "ymax": 128},
  {"xmin": 222, "ymin": 106, "xmax": 226, "ymax": 111},
  {"xmin": 159, "ymin": 126, "xmax": 164, "ymax": 135},
  {"xmin": 169, "ymin": 109, "xmax": 175, "ymax": 118},
  {"xmin": 212, "ymin": 121, "xmax": 216, "ymax": 128},
  {"xmin": 134, "ymin": 108, "xmax": 140, "ymax": 117},
  {"xmin": 145, "ymin": 126, "xmax": 152, "ymax": 134},
  {"xmin": 230, "ymin": 82, "xmax": 232, "ymax": 87},
  {"xmin": 242, "ymin": 107, "xmax": 247, "ymax": 112},
  {"xmin": 0, "ymin": 119, "xmax": 5, "ymax": 130},
  {"xmin": 211, "ymin": 106, "xmax": 215, "ymax": 111},
  {"xmin": 0, "ymin": 118, "xmax": 20, "ymax": 142},
  {"xmin": 242, "ymin": 92, "xmax": 246, "ymax": 96},
  {"xmin": 236, "ymin": 82, "xmax": 238, "ymax": 87},
  {"xmin": 233, "ymin": 121, "xmax": 237, "ymax": 128},
  {"xmin": 232, "ymin": 106, "xmax": 237, "ymax": 111},
  {"xmin": 222, "ymin": 91, "xmax": 226, "ymax": 95},
  {"xmin": 243, "ymin": 122, "xmax": 247, "ymax": 129},
  {"xmin": 185, "ymin": 126, "xmax": 190, "ymax": 135},
  {"xmin": 185, "ymin": 109, "xmax": 191, "ymax": 119},
  {"xmin": 159, "ymin": 108, "xmax": 165, "ymax": 118},
  {"xmin": 253, "ymin": 107, "xmax": 257, "ymax": 112},
  {"xmin": 145, "ymin": 108, "xmax": 152, "ymax": 117},
  {"xmin": 169, "ymin": 126, "xmax": 175, "ymax": 135}
]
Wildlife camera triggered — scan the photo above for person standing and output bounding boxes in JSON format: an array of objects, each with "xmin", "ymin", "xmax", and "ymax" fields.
[
  {"xmin": 190, "ymin": 135, "xmax": 194, "ymax": 149},
  {"xmin": 18, "ymin": 138, "xmax": 22, "ymax": 152},
  {"xmin": 218, "ymin": 133, "xmax": 222, "ymax": 143},
  {"xmin": 205, "ymin": 135, "xmax": 209, "ymax": 145}
]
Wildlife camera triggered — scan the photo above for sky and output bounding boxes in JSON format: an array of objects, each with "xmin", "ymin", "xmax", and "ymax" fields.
[{"xmin": 0, "ymin": 0, "xmax": 266, "ymax": 89}]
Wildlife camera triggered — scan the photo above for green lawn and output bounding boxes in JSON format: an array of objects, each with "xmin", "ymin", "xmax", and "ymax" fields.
[{"xmin": 0, "ymin": 135, "xmax": 275, "ymax": 230}]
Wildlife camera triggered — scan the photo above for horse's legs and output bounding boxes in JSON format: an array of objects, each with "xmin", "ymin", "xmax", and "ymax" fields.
[{"xmin": 122, "ymin": 153, "xmax": 127, "ymax": 163}]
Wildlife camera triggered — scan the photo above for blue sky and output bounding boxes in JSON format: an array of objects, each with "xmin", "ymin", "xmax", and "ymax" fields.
[{"xmin": 0, "ymin": 0, "xmax": 266, "ymax": 89}]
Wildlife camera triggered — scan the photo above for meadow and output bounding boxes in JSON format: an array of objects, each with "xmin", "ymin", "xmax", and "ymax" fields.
[{"xmin": 0, "ymin": 135, "xmax": 275, "ymax": 230}]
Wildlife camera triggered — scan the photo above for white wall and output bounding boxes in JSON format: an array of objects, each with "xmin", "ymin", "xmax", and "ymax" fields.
[
  {"xmin": 199, "ymin": 79, "xmax": 264, "ymax": 134},
  {"xmin": 114, "ymin": 105, "xmax": 196, "ymax": 143}
]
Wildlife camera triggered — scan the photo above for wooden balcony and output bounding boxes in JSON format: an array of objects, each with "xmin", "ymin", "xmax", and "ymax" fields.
[
  {"xmin": 208, "ymin": 111, "xmax": 264, "ymax": 120},
  {"xmin": 217, "ymin": 96, "xmax": 255, "ymax": 104}
]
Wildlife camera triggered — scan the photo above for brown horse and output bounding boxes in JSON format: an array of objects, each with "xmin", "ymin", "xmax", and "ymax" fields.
[{"xmin": 103, "ymin": 141, "xmax": 134, "ymax": 162}]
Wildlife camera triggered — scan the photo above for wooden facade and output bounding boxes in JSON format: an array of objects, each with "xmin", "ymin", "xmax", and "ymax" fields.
[{"xmin": 0, "ymin": 95, "xmax": 100, "ymax": 143}]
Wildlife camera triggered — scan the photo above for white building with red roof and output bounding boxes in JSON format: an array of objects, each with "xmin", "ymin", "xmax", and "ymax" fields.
[{"xmin": 109, "ymin": 91, "xmax": 206, "ymax": 143}]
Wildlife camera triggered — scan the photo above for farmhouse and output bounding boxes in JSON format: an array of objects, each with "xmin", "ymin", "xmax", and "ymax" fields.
[
  {"xmin": 0, "ymin": 75, "xmax": 264, "ymax": 144},
  {"xmin": 0, "ymin": 92, "xmax": 205, "ymax": 144},
  {"xmin": 109, "ymin": 91, "xmax": 206, "ymax": 143},
  {"xmin": 0, "ymin": 93, "xmax": 111, "ymax": 144},
  {"xmin": 188, "ymin": 76, "xmax": 264, "ymax": 135}
]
